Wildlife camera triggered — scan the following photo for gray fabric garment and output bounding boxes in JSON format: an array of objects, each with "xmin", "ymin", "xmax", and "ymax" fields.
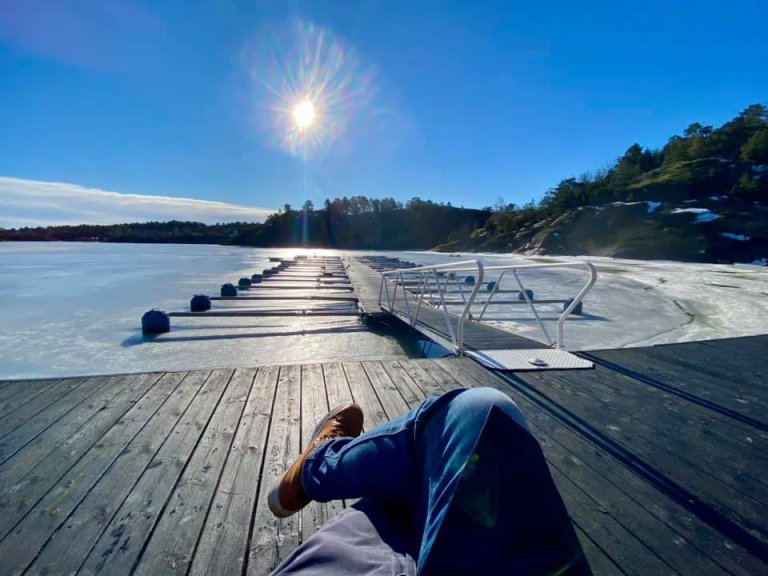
[{"xmin": 271, "ymin": 500, "xmax": 417, "ymax": 576}]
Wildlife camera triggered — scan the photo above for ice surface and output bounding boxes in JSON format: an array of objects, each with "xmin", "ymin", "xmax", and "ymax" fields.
[{"xmin": 1, "ymin": 243, "xmax": 767, "ymax": 379}]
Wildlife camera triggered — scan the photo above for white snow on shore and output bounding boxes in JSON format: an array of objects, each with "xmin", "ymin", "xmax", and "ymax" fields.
[
  {"xmin": 721, "ymin": 232, "xmax": 750, "ymax": 241},
  {"xmin": 672, "ymin": 207, "xmax": 720, "ymax": 222}
]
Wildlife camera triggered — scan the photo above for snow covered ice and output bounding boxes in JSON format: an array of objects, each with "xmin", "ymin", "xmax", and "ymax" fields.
[{"xmin": 1, "ymin": 242, "xmax": 766, "ymax": 379}]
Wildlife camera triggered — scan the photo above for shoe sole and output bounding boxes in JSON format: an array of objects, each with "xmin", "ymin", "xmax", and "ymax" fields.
[{"xmin": 267, "ymin": 403, "xmax": 363, "ymax": 518}]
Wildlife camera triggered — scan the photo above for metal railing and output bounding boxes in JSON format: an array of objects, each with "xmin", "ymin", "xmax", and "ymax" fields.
[
  {"xmin": 379, "ymin": 260, "xmax": 485, "ymax": 354},
  {"xmin": 379, "ymin": 259, "xmax": 597, "ymax": 354},
  {"xmin": 482, "ymin": 261, "xmax": 598, "ymax": 349}
]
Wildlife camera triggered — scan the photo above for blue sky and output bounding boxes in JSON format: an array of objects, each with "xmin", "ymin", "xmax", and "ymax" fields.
[{"xmin": 1, "ymin": 0, "xmax": 766, "ymax": 226}]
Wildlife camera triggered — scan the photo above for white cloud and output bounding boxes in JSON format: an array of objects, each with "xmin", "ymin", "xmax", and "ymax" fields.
[{"xmin": 0, "ymin": 176, "xmax": 275, "ymax": 228}]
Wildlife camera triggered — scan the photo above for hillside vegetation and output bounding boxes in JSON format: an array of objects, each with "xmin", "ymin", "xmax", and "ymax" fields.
[{"xmin": 438, "ymin": 104, "xmax": 768, "ymax": 263}]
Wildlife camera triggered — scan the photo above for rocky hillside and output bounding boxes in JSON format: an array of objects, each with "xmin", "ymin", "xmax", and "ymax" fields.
[
  {"xmin": 437, "ymin": 194, "xmax": 767, "ymax": 264},
  {"xmin": 437, "ymin": 105, "xmax": 768, "ymax": 264}
]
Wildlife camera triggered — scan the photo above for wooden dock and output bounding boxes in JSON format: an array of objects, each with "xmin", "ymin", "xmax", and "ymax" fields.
[{"xmin": 1, "ymin": 335, "xmax": 766, "ymax": 575}]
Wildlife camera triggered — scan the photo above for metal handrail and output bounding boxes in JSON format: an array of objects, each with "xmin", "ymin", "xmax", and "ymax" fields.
[
  {"xmin": 479, "ymin": 261, "xmax": 598, "ymax": 349},
  {"xmin": 380, "ymin": 259, "xmax": 597, "ymax": 352},
  {"xmin": 379, "ymin": 260, "xmax": 484, "ymax": 354}
]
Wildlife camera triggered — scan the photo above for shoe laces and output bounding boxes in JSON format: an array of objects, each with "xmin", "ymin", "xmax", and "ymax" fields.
[{"xmin": 314, "ymin": 419, "xmax": 346, "ymax": 446}]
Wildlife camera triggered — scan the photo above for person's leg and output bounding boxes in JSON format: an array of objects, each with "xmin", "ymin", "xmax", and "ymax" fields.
[
  {"xmin": 281, "ymin": 387, "xmax": 587, "ymax": 573},
  {"xmin": 302, "ymin": 387, "xmax": 526, "ymax": 510},
  {"xmin": 417, "ymin": 402, "xmax": 590, "ymax": 575},
  {"xmin": 301, "ymin": 388, "xmax": 471, "ymax": 504},
  {"xmin": 412, "ymin": 387, "xmax": 536, "ymax": 572},
  {"xmin": 303, "ymin": 386, "xmax": 585, "ymax": 574}
]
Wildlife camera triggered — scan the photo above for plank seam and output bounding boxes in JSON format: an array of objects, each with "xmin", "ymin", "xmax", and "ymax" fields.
[
  {"xmin": 570, "ymin": 519, "xmax": 630, "ymax": 576},
  {"xmin": 361, "ymin": 362, "xmax": 412, "ymax": 417},
  {"xmin": 298, "ymin": 366, "xmax": 305, "ymax": 545}
]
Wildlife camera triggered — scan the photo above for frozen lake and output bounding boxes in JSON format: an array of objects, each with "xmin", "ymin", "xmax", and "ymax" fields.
[{"xmin": 1, "ymin": 242, "xmax": 767, "ymax": 379}]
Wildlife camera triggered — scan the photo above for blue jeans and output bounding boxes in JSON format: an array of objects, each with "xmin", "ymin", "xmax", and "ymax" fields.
[{"xmin": 302, "ymin": 387, "xmax": 588, "ymax": 575}]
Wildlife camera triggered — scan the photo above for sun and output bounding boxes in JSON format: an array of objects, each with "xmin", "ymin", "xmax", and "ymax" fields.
[{"xmin": 293, "ymin": 99, "xmax": 316, "ymax": 131}]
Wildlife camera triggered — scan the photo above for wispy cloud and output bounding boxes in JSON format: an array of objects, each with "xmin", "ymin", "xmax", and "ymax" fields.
[{"xmin": 0, "ymin": 177, "xmax": 275, "ymax": 228}]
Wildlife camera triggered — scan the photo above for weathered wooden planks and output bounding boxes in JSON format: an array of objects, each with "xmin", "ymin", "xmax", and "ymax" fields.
[
  {"xmin": 0, "ymin": 376, "xmax": 91, "ymax": 453},
  {"xmin": 189, "ymin": 367, "xmax": 278, "ymax": 576},
  {"xmin": 246, "ymin": 365, "xmax": 301, "ymax": 575},
  {"xmin": 0, "ymin": 378, "xmax": 65, "ymax": 420},
  {"xmin": 515, "ymin": 368, "xmax": 768, "ymax": 552},
  {"xmin": 0, "ymin": 371, "xmax": 189, "ymax": 575},
  {"xmin": 582, "ymin": 340, "xmax": 768, "ymax": 426},
  {"xmin": 81, "ymin": 369, "xmax": 233, "ymax": 576},
  {"xmin": 0, "ymin": 373, "xmax": 150, "ymax": 501},
  {"xmin": 25, "ymin": 370, "xmax": 217, "ymax": 575},
  {"xmin": 132, "ymin": 369, "xmax": 253, "ymax": 576},
  {"xmin": 0, "ymin": 343, "xmax": 765, "ymax": 575}
]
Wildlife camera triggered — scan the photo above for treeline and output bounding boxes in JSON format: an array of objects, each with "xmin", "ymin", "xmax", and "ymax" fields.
[
  {"xmin": 0, "ymin": 198, "xmax": 490, "ymax": 249},
  {"xmin": 482, "ymin": 103, "xmax": 768, "ymax": 239},
  {"xmin": 0, "ymin": 220, "xmax": 255, "ymax": 244},
  {"xmin": 235, "ymin": 196, "xmax": 490, "ymax": 248}
]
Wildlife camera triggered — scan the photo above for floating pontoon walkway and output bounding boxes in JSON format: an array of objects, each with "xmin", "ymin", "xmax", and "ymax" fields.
[
  {"xmin": 147, "ymin": 257, "xmax": 360, "ymax": 331},
  {"xmin": 1, "ymin": 335, "xmax": 766, "ymax": 575}
]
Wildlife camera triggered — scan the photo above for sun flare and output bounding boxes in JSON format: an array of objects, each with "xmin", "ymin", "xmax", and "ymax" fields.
[
  {"xmin": 251, "ymin": 22, "xmax": 376, "ymax": 157},
  {"xmin": 293, "ymin": 99, "xmax": 316, "ymax": 131}
]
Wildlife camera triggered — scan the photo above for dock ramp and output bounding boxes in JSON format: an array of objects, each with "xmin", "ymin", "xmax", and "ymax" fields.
[{"xmin": 348, "ymin": 257, "xmax": 596, "ymax": 371}]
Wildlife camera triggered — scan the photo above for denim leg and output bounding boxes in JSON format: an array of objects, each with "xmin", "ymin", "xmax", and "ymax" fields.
[
  {"xmin": 301, "ymin": 388, "xmax": 535, "ymax": 570},
  {"xmin": 302, "ymin": 389, "xmax": 466, "ymax": 504},
  {"xmin": 418, "ymin": 392, "xmax": 589, "ymax": 576},
  {"xmin": 414, "ymin": 387, "xmax": 529, "ymax": 573},
  {"xmin": 284, "ymin": 386, "xmax": 588, "ymax": 576}
]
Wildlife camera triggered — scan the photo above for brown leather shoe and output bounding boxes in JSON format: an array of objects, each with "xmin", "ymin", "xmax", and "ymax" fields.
[{"xmin": 267, "ymin": 403, "xmax": 364, "ymax": 518}]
